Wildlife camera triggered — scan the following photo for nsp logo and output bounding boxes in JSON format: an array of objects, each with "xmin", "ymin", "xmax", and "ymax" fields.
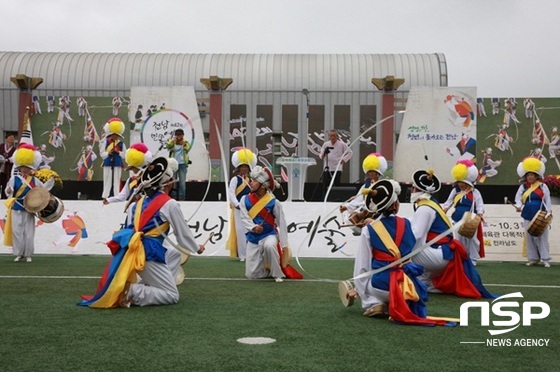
[{"xmin": 460, "ymin": 292, "xmax": 550, "ymax": 335}]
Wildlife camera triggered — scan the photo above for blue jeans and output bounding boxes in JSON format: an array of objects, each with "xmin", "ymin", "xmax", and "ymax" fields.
[{"xmin": 175, "ymin": 163, "xmax": 187, "ymax": 200}]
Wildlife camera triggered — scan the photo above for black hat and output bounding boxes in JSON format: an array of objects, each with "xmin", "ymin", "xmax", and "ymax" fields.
[
  {"xmin": 141, "ymin": 157, "xmax": 169, "ymax": 188},
  {"xmin": 412, "ymin": 169, "xmax": 441, "ymax": 194},
  {"xmin": 364, "ymin": 179, "xmax": 401, "ymax": 214}
]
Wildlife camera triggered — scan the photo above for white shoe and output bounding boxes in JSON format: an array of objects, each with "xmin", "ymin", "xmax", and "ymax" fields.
[
  {"xmin": 240, "ymin": 259, "xmax": 245, "ymax": 262},
  {"xmin": 275, "ymin": 277, "xmax": 284, "ymax": 283},
  {"xmin": 472, "ymin": 261, "xmax": 477, "ymax": 266},
  {"xmin": 526, "ymin": 261, "xmax": 537, "ymax": 266},
  {"xmin": 26, "ymin": 257, "xmax": 32, "ymax": 263},
  {"xmin": 544, "ymin": 262, "xmax": 551, "ymax": 268},
  {"xmin": 14, "ymin": 256, "xmax": 23, "ymax": 262}
]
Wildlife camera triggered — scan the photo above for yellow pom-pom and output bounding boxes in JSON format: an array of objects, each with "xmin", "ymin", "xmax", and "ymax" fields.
[
  {"xmin": 237, "ymin": 149, "xmax": 255, "ymax": 166},
  {"xmin": 14, "ymin": 148, "xmax": 35, "ymax": 167},
  {"xmin": 451, "ymin": 163, "xmax": 468, "ymax": 181},
  {"xmin": 523, "ymin": 157, "xmax": 542, "ymax": 173},
  {"xmin": 363, "ymin": 155, "xmax": 380, "ymax": 172},
  {"xmin": 125, "ymin": 148, "xmax": 145, "ymax": 168},
  {"xmin": 108, "ymin": 119, "xmax": 124, "ymax": 135}
]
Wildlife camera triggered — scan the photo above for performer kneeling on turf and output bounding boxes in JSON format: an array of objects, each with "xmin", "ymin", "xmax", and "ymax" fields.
[
  {"xmin": 239, "ymin": 166, "xmax": 302, "ymax": 282},
  {"xmin": 347, "ymin": 179, "xmax": 455, "ymax": 326},
  {"xmin": 409, "ymin": 169, "xmax": 495, "ymax": 299},
  {"xmin": 80, "ymin": 157, "xmax": 205, "ymax": 308}
]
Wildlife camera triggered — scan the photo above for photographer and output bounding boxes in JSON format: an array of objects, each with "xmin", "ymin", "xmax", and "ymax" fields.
[
  {"xmin": 320, "ymin": 130, "xmax": 353, "ymax": 190},
  {"xmin": 166, "ymin": 128, "xmax": 191, "ymax": 201}
]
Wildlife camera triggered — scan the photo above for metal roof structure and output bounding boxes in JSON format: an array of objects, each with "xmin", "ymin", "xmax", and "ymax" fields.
[{"xmin": 0, "ymin": 52, "xmax": 447, "ymax": 129}]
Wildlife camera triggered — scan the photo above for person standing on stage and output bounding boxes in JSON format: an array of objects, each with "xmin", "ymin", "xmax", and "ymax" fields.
[
  {"xmin": 442, "ymin": 160, "xmax": 485, "ymax": 266},
  {"xmin": 226, "ymin": 148, "xmax": 257, "ymax": 262},
  {"xmin": 166, "ymin": 128, "xmax": 191, "ymax": 201},
  {"xmin": 319, "ymin": 130, "xmax": 353, "ymax": 189},
  {"xmin": 514, "ymin": 157, "xmax": 552, "ymax": 268},
  {"xmin": 0, "ymin": 132, "xmax": 17, "ymax": 199},
  {"xmin": 99, "ymin": 118, "xmax": 126, "ymax": 198}
]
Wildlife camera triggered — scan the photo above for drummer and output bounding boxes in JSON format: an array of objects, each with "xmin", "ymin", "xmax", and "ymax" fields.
[
  {"xmin": 409, "ymin": 169, "xmax": 495, "ymax": 299},
  {"xmin": 514, "ymin": 157, "xmax": 552, "ymax": 268},
  {"xmin": 4, "ymin": 144, "xmax": 44, "ymax": 263},
  {"xmin": 442, "ymin": 160, "xmax": 485, "ymax": 266},
  {"xmin": 339, "ymin": 153, "xmax": 387, "ymax": 234}
]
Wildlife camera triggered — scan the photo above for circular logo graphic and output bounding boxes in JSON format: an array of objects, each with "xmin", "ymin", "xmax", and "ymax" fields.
[{"xmin": 141, "ymin": 109, "xmax": 195, "ymax": 156}]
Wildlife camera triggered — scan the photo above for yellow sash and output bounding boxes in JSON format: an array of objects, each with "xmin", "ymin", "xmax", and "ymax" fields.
[
  {"xmin": 417, "ymin": 199, "xmax": 453, "ymax": 228},
  {"xmin": 3, "ymin": 176, "xmax": 33, "ymax": 247},
  {"xmin": 248, "ymin": 193, "xmax": 274, "ymax": 220},
  {"xmin": 520, "ymin": 182, "xmax": 540, "ymax": 258},
  {"xmin": 522, "ymin": 181, "xmax": 541, "ymax": 204},
  {"xmin": 226, "ymin": 177, "xmax": 251, "ymax": 256},
  {"xmin": 452, "ymin": 188, "xmax": 471, "ymax": 207},
  {"xmin": 225, "ymin": 206, "xmax": 238, "ymax": 256},
  {"xmin": 235, "ymin": 176, "xmax": 249, "ymax": 196},
  {"xmin": 100, "ymin": 140, "xmax": 117, "ymax": 168},
  {"xmin": 106, "ymin": 141, "xmax": 116, "ymax": 153},
  {"xmin": 372, "ymin": 221, "xmax": 419, "ymax": 302}
]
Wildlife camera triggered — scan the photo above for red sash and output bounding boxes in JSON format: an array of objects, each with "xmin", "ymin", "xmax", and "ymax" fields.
[
  {"xmin": 427, "ymin": 232, "xmax": 482, "ymax": 298},
  {"xmin": 248, "ymin": 193, "xmax": 276, "ymax": 227}
]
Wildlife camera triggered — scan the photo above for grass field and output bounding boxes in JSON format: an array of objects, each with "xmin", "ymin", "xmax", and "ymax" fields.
[{"xmin": 0, "ymin": 255, "xmax": 558, "ymax": 372}]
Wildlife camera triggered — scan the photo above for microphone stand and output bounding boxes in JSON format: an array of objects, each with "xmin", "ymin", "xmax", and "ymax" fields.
[{"xmin": 310, "ymin": 145, "xmax": 330, "ymax": 201}]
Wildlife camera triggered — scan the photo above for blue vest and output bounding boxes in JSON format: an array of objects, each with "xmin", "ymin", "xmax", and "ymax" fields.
[
  {"xmin": 244, "ymin": 196, "xmax": 277, "ymax": 244},
  {"xmin": 102, "ymin": 139, "xmax": 124, "ymax": 167},
  {"xmin": 12, "ymin": 176, "xmax": 36, "ymax": 211}
]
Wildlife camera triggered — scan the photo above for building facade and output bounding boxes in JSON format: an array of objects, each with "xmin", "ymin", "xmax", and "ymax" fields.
[{"xmin": 0, "ymin": 52, "xmax": 448, "ymax": 183}]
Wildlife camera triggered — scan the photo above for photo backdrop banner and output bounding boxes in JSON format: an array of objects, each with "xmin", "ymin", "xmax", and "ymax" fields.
[{"xmin": 1, "ymin": 202, "xmax": 557, "ymax": 263}]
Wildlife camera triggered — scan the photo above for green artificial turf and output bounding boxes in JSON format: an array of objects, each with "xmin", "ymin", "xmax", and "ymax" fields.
[{"xmin": 0, "ymin": 256, "xmax": 558, "ymax": 372}]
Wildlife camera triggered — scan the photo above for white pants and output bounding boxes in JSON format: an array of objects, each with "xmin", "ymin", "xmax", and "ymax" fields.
[
  {"xmin": 102, "ymin": 166, "xmax": 122, "ymax": 198},
  {"xmin": 523, "ymin": 219, "xmax": 551, "ymax": 263},
  {"xmin": 411, "ymin": 247, "xmax": 448, "ymax": 292},
  {"xmin": 358, "ymin": 282, "xmax": 389, "ymax": 310},
  {"xmin": 245, "ymin": 235, "xmax": 284, "ymax": 280},
  {"xmin": 11, "ymin": 210, "xmax": 36, "ymax": 258},
  {"xmin": 454, "ymin": 232, "xmax": 481, "ymax": 262},
  {"xmin": 129, "ymin": 250, "xmax": 180, "ymax": 307}
]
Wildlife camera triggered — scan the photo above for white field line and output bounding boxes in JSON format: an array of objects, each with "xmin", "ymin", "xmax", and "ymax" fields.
[{"xmin": 0, "ymin": 275, "xmax": 559, "ymax": 289}]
